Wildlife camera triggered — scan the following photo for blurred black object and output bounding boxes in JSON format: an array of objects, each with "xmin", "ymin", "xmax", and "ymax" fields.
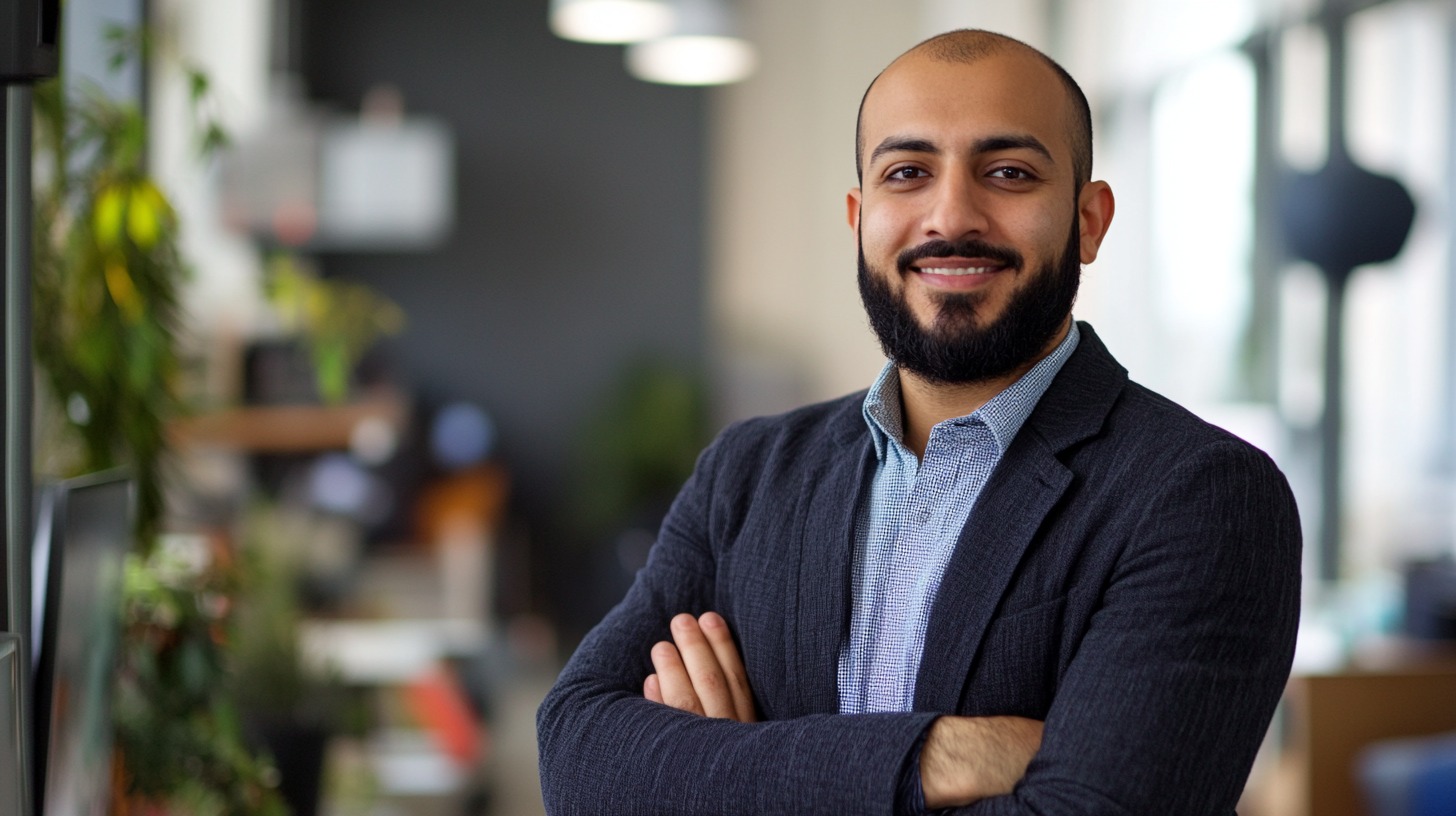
[
  {"xmin": 1279, "ymin": 154, "xmax": 1415, "ymax": 281},
  {"xmin": 243, "ymin": 339, "xmax": 394, "ymax": 406},
  {"xmin": 245, "ymin": 339, "xmax": 322, "ymax": 406},
  {"xmin": 1403, "ymin": 558, "xmax": 1456, "ymax": 640},
  {"xmin": 1275, "ymin": 9, "xmax": 1416, "ymax": 585},
  {"xmin": 256, "ymin": 721, "xmax": 329, "ymax": 816},
  {"xmin": 1, "ymin": 0, "xmax": 59, "ymax": 81}
]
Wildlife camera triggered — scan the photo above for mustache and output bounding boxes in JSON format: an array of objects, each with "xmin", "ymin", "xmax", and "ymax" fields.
[{"xmin": 896, "ymin": 239, "xmax": 1023, "ymax": 275}]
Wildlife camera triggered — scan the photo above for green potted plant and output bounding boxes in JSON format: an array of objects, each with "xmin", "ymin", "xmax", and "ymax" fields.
[
  {"xmin": 113, "ymin": 536, "xmax": 287, "ymax": 815},
  {"xmin": 30, "ymin": 25, "xmax": 285, "ymax": 815},
  {"xmin": 264, "ymin": 252, "xmax": 405, "ymax": 405},
  {"xmin": 564, "ymin": 359, "xmax": 710, "ymax": 638}
]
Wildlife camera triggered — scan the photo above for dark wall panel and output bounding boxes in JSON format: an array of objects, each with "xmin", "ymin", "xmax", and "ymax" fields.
[{"xmin": 300, "ymin": 0, "xmax": 708, "ymax": 559}]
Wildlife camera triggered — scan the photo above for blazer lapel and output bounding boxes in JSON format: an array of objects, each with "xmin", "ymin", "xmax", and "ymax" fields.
[
  {"xmin": 789, "ymin": 406, "xmax": 875, "ymax": 715},
  {"xmin": 913, "ymin": 322, "xmax": 1127, "ymax": 712},
  {"xmin": 913, "ymin": 436, "xmax": 1071, "ymax": 711}
]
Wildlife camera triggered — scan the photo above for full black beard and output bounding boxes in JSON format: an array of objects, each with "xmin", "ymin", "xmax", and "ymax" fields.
[{"xmin": 857, "ymin": 216, "xmax": 1083, "ymax": 386}]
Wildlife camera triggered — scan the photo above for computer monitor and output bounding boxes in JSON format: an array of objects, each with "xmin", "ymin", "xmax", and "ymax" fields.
[
  {"xmin": 30, "ymin": 470, "xmax": 133, "ymax": 816},
  {"xmin": 0, "ymin": 632, "xmax": 30, "ymax": 816}
]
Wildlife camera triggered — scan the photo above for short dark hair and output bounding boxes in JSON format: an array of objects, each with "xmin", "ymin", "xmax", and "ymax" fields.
[{"xmin": 854, "ymin": 29, "xmax": 1093, "ymax": 190}]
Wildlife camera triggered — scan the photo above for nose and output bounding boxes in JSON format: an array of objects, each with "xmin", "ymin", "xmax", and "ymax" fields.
[{"xmin": 923, "ymin": 171, "xmax": 989, "ymax": 241}]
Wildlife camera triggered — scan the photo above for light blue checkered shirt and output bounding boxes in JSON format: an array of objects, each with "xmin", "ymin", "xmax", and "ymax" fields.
[{"xmin": 837, "ymin": 324, "xmax": 1080, "ymax": 714}]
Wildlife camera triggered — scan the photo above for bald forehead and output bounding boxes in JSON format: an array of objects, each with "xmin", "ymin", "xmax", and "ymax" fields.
[
  {"xmin": 870, "ymin": 46, "xmax": 1064, "ymax": 109},
  {"xmin": 865, "ymin": 30, "xmax": 1045, "ymax": 121},
  {"xmin": 909, "ymin": 28, "xmax": 1020, "ymax": 63},
  {"xmin": 867, "ymin": 37, "xmax": 1073, "ymax": 133},
  {"xmin": 860, "ymin": 49, "xmax": 1066, "ymax": 156},
  {"xmin": 855, "ymin": 30, "xmax": 1093, "ymax": 186}
]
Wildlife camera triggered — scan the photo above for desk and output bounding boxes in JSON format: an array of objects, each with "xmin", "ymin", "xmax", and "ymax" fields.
[{"xmin": 1248, "ymin": 661, "xmax": 1456, "ymax": 816}]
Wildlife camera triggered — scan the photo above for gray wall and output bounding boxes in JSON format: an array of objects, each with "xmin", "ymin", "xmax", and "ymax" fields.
[{"xmin": 300, "ymin": 0, "xmax": 709, "ymax": 587}]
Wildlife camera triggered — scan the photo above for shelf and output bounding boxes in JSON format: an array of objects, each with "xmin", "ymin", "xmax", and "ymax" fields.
[{"xmin": 168, "ymin": 391, "xmax": 408, "ymax": 453}]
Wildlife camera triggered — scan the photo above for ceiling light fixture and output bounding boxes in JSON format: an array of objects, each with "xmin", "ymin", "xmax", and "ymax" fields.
[
  {"xmin": 625, "ymin": 0, "xmax": 756, "ymax": 86},
  {"xmin": 549, "ymin": 0, "xmax": 676, "ymax": 45}
]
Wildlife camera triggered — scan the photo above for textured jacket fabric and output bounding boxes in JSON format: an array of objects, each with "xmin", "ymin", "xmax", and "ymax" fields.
[{"xmin": 536, "ymin": 322, "xmax": 1302, "ymax": 815}]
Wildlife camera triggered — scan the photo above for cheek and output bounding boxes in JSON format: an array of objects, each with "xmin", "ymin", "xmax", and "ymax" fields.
[
  {"xmin": 1003, "ymin": 207, "xmax": 1071, "ymax": 262},
  {"xmin": 858, "ymin": 202, "xmax": 915, "ymax": 258}
]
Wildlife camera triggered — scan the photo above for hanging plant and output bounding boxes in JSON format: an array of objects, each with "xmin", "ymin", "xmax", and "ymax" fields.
[
  {"xmin": 30, "ymin": 23, "xmax": 223, "ymax": 545},
  {"xmin": 31, "ymin": 24, "xmax": 285, "ymax": 816}
]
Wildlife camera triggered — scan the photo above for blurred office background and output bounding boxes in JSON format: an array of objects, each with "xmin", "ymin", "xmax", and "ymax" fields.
[{"xmin": 29, "ymin": 0, "xmax": 1456, "ymax": 812}]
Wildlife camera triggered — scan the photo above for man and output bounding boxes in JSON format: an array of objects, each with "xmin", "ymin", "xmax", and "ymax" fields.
[{"xmin": 537, "ymin": 29, "xmax": 1300, "ymax": 815}]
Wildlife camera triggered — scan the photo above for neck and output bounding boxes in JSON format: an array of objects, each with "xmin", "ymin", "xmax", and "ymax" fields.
[{"xmin": 897, "ymin": 318, "xmax": 1071, "ymax": 458}]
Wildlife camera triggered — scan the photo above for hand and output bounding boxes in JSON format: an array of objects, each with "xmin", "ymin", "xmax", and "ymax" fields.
[
  {"xmin": 643, "ymin": 612, "xmax": 757, "ymax": 722},
  {"xmin": 920, "ymin": 715, "xmax": 1043, "ymax": 808}
]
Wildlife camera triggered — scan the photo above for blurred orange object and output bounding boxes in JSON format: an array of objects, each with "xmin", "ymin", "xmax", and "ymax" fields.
[
  {"xmin": 414, "ymin": 464, "xmax": 508, "ymax": 549},
  {"xmin": 404, "ymin": 662, "xmax": 488, "ymax": 768}
]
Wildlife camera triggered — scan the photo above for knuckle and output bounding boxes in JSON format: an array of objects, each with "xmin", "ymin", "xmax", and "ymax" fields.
[
  {"xmin": 667, "ymin": 693, "xmax": 701, "ymax": 714},
  {"xmin": 695, "ymin": 672, "xmax": 726, "ymax": 696}
]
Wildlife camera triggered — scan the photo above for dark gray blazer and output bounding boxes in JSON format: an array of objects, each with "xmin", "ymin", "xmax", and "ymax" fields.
[{"xmin": 537, "ymin": 322, "xmax": 1301, "ymax": 815}]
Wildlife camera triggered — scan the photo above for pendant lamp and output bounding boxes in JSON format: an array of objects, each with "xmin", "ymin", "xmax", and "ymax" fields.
[
  {"xmin": 625, "ymin": 0, "xmax": 756, "ymax": 86},
  {"xmin": 550, "ymin": 0, "xmax": 676, "ymax": 44}
]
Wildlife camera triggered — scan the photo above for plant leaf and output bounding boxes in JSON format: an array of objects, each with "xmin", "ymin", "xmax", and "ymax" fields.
[
  {"xmin": 93, "ymin": 184, "xmax": 126, "ymax": 249},
  {"xmin": 187, "ymin": 69, "xmax": 209, "ymax": 103},
  {"xmin": 125, "ymin": 182, "xmax": 163, "ymax": 248}
]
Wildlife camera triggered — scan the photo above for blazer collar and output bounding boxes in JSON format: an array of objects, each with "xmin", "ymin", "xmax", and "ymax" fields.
[
  {"xmin": 913, "ymin": 320, "xmax": 1128, "ymax": 711},
  {"xmin": 797, "ymin": 321, "xmax": 1128, "ymax": 713},
  {"xmin": 827, "ymin": 321, "xmax": 1125, "ymax": 453},
  {"xmin": 1020, "ymin": 320, "xmax": 1127, "ymax": 454}
]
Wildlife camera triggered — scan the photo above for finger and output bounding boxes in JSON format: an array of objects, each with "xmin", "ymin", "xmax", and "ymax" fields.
[
  {"xmin": 650, "ymin": 640, "xmax": 703, "ymax": 715},
  {"xmin": 669, "ymin": 613, "xmax": 738, "ymax": 719},
  {"xmin": 698, "ymin": 612, "xmax": 756, "ymax": 722},
  {"xmin": 643, "ymin": 673, "xmax": 662, "ymax": 704}
]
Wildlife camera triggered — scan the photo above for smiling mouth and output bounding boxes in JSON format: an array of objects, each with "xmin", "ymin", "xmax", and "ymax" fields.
[
  {"xmin": 912, "ymin": 264, "xmax": 1002, "ymax": 276},
  {"xmin": 897, "ymin": 240, "xmax": 1023, "ymax": 277}
]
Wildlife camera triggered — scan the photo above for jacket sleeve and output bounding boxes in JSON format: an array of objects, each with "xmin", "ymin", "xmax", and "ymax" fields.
[
  {"xmin": 536, "ymin": 427, "xmax": 938, "ymax": 816},
  {"xmin": 959, "ymin": 439, "xmax": 1302, "ymax": 815}
]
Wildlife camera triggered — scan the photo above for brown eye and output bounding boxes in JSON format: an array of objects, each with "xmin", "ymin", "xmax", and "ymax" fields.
[{"xmin": 989, "ymin": 166, "xmax": 1032, "ymax": 181}]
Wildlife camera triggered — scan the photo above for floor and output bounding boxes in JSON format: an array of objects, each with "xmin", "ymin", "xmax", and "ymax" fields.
[
  {"xmin": 311, "ymin": 547, "xmax": 558, "ymax": 816},
  {"xmin": 318, "ymin": 658, "xmax": 556, "ymax": 816},
  {"xmin": 481, "ymin": 666, "xmax": 554, "ymax": 816}
]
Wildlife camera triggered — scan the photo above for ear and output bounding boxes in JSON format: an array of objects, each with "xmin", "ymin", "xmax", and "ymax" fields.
[
  {"xmin": 846, "ymin": 188, "xmax": 862, "ymax": 238},
  {"xmin": 1075, "ymin": 181, "xmax": 1115, "ymax": 264}
]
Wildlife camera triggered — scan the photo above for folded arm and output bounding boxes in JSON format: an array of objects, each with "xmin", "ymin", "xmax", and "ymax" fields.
[
  {"xmin": 536, "ymin": 430, "xmax": 939, "ymax": 815},
  {"xmin": 950, "ymin": 440, "xmax": 1302, "ymax": 815},
  {"xmin": 536, "ymin": 578, "xmax": 937, "ymax": 815},
  {"xmin": 538, "ymin": 429, "xmax": 1300, "ymax": 815},
  {"xmin": 646, "ymin": 611, "xmax": 1045, "ymax": 809}
]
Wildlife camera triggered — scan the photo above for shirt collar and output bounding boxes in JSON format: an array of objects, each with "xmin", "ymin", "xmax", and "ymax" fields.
[{"xmin": 862, "ymin": 322, "xmax": 1081, "ymax": 461}]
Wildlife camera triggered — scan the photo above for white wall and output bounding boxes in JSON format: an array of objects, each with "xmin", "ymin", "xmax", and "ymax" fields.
[
  {"xmin": 707, "ymin": 0, "xmax": 915, "ymax": 420},
  {"xmin": 708, "ymin": 0, "xmax": 1456, "ymax": 596},
  {"xmin": 149, "ymin": 0, "xmax": 273, "ymax": 349}
]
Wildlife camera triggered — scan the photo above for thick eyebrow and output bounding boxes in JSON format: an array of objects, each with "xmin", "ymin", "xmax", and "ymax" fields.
[
  {"xmin": 974, "ymin": 134, "xmax": 1055, "ymax": 164},
  {"xmin": 867, "ymin": 133, "xmax": 1056, "ymax": 169},
  {"xmin": 868, "ymin": 136, "xmax": 938, "ymax": 168}
]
